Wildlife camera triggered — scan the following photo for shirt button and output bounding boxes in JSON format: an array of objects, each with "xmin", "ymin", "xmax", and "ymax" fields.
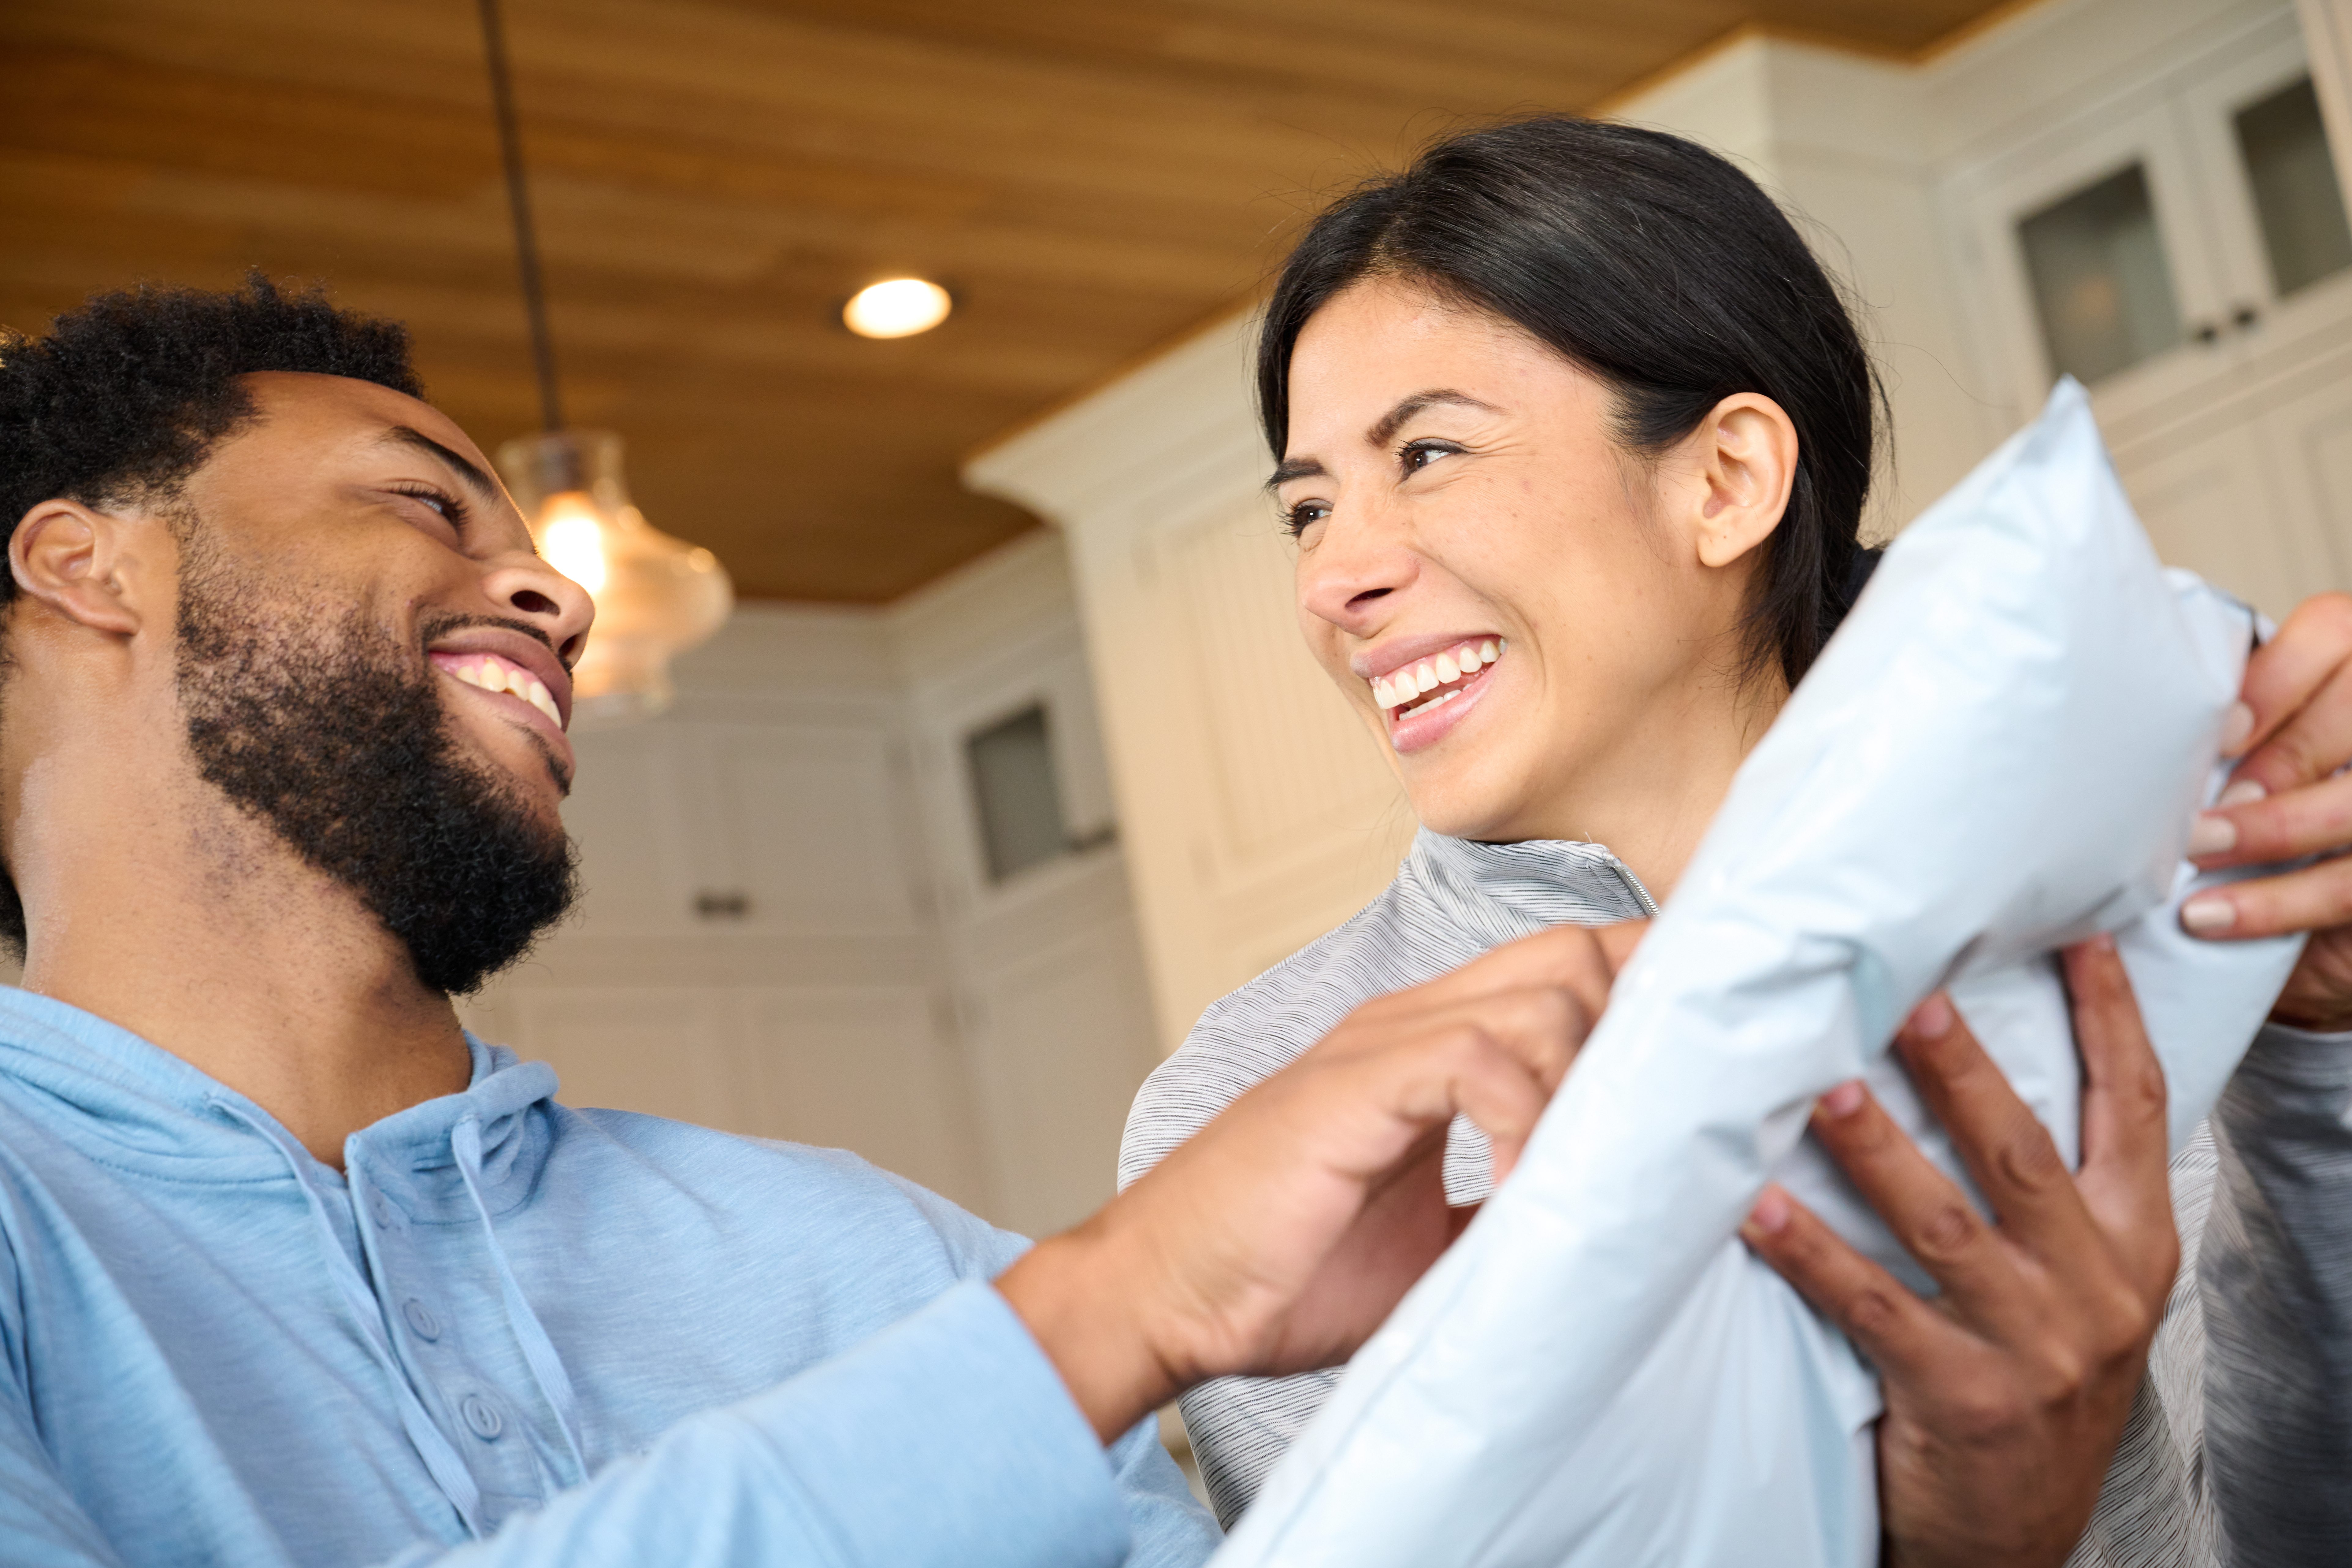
[
  {"xmin": 402, "ymin": 1299, "xmax": 441, "ymax": 1341},
  {"xmin": 460, "ymin": 1394, "xmax": 503, "ymax": 1440},
  {"xmin": 370, "ymin": 1194, "xmax": 399, "ymax": 1228}
]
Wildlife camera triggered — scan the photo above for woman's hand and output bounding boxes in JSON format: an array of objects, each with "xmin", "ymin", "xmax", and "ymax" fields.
[
  {"xmin": 998, "ymin": 925, "xmax": 1621, "ymax": 1443},
  {"xmin": 1741, "ymin": 939, "xmax": 2176, "ymax": 1568},
  {"xmin": 2180, "ymin": 592, "xmax": 2352, "ymax": 1029}
]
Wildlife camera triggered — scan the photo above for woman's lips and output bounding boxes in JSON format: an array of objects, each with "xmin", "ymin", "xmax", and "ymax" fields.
[{"xmin": 1386, "ymin": 659, "xmax": 1497, "ymax": 754}]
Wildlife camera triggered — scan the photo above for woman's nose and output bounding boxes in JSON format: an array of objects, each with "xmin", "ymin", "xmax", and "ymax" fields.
[{"xmin": 1297, "ymin": 513, "xmax": 1419, "ymax": 632}]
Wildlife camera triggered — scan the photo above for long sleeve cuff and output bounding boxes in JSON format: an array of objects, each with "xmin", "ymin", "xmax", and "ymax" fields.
[{"xmin": 733, "ymin": 1279, "xmax": 1132, "ymax": 1568}]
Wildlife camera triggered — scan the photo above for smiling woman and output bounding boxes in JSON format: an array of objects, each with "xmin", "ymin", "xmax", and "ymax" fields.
[
  {"xmin": 1116, "ymin": 117, "xmax": 1894, "ymax": 1523},
  {"xmin": 1111, "ymin": 116, "xmax": 2224, "ymax": 1565}
]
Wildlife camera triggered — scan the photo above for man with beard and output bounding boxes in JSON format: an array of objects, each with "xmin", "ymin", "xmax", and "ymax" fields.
[
  {"xmin": 0, "ymin": 277, "xmax": 1646, "ymax": 1567},
  {"xmin": 0, "ymin": 276, "xmax": 2340, "ymax": 1568}
]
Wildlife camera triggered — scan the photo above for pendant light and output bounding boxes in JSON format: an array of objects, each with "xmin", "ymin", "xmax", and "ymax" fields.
[{"xmin": 476, "ymin": 0, "xmax": 732, "ymax": 725}]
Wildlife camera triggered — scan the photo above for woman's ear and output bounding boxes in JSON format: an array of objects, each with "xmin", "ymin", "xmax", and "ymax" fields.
[
  {"xmin": 10, "ymin": 499, "xmax": 151, "ymax": 638},
  {"xmin": 1689, "ymin": 393, "xmax": 1800, "ymax": 570}
]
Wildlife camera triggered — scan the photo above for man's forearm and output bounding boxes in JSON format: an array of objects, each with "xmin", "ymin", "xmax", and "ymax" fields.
[{"xmin": 389, "ymin": 1282, "xmax": 1135, "ymax": 1568}]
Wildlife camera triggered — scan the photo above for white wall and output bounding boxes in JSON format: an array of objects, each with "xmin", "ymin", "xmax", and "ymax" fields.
[
  {"xmin": 464, "ymin": 529, "xmax": 1163, "ymax": 1240},
  {"xmin": 969, "ymin": 0, "xmax": 2339, "ymax": 1052}
]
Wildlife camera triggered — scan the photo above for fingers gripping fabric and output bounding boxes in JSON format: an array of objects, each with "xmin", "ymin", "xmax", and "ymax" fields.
[{"xmin": 1211, "ymin": 381, "xmax": 2306, "ymax": 1568}]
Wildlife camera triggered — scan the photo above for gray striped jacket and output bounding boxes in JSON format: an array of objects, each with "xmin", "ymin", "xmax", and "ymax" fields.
[{"xmin": 1119, "ymin": 829, "xmax": 2352, "ymax": 1564}]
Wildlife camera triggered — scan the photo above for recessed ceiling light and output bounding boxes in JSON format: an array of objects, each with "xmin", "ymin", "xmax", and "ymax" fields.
[{"xmin": 844, "ymin": 277, "xmax": 952, "ymax": 339}]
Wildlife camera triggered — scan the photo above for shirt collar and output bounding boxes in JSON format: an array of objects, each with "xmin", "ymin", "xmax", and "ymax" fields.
[{"xmin": 1408, "ymin": 830, "xmax": 1659, "ymax": 932}]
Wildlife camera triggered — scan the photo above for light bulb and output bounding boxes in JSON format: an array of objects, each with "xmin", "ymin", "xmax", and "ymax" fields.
[
  {"xmin": 844, "ymin": 277, "xmax": 951, "ymax": 339},
  {"xmin": 495, "ymin": 429, "xmax": 733, "ymax": 726},
  {"xmin": 537, "ymin": 493, "xmax": 609, "ymax": 593}
]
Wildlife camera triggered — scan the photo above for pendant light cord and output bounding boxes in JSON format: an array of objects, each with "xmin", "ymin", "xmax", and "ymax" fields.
[{"xmin": 478, "ymin": 0, "xmax": 566, "ymax": 432}]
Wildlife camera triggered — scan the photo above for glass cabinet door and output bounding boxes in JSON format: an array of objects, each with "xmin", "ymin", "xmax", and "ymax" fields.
[
  {"xmin": 2234, "ymin": 75, "xmax": 2352, "ymax": 298},
  {"xmin": 1955, "ymin": 91, "xmax": 2234, "ymax": 424},
  {"xmin": 2177, "ymin": 31, "xmax": 2352, "ymax": 347},
  {"xmin": 2016, "ymin": 162, "xmax": 2186, "ymax": 384}
]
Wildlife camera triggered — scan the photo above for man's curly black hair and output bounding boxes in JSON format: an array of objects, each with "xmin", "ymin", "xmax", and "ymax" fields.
[{"xmin": 0, "ymin": 273, "xmax": 421, "ymax": 600}]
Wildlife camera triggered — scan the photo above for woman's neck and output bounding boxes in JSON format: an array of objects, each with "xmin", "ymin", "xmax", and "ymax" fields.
[{"xmin": 1481, "ymin": 669, "xmax": 1788, "ymax": 905}]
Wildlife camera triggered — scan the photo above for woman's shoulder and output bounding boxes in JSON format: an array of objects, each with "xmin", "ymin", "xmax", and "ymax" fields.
[{"xmin": 1118, "ymin": 878, "xmax": 1430, "ymax": 1188}]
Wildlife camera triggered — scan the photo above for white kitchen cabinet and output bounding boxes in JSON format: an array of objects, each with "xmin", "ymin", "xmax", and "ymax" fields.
[{"xmin": 1946, "ymin": 6, "xmax": 2352, "ymax": 614}]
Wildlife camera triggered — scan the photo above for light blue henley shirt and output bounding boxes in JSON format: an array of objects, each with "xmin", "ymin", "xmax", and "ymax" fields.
[{"xmin": 0, "ymin": 987, "xmax": 1219, "ymax": 1566}]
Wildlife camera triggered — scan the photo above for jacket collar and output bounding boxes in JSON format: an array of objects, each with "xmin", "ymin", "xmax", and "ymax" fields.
[
  {"xmin": 0, "ymin": 985, "xmax": 556, "ymax": 1198},
  {"xmin": 1408, "ymin": 830, "xmax": 1659, "ymax": 935}
]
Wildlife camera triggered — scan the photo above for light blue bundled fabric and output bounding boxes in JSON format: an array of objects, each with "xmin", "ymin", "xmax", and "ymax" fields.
[
  {"xmin": 0, "ymin": 985, "xmax": 1218, "ymax": 1566},
  {"xmin": 1210, "ymin": 380, "xmax": 2306, "ymax": 1568}
]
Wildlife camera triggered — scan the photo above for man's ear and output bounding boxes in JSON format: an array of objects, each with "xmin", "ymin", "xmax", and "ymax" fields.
[
  {"xmin": 1685, "ymin": 394, "xmax": 1800, "ymax": 571},
  {"xmin": 9, "ymin": 499, "xmax": 153, "ymax": 637}
]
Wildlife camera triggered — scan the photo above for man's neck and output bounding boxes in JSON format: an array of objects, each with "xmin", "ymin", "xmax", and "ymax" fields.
[{"xmin": 13, "ymin": 759, "xmax": 470, "ymax": 1169}]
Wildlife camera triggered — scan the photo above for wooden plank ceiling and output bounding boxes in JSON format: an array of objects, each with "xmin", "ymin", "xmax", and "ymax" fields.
[{"xmin": 1, "ymin": 0, "xmax": 2010, "ymax": 602}]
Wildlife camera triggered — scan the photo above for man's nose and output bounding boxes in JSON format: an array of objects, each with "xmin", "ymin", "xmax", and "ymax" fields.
[{"xmin": 481, "ymin": 552, "xmax": 595, "ymax": 669}]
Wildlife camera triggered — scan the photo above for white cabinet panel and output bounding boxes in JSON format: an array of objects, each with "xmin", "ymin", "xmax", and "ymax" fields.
[
  {"xmin": 738, "ymin": 986, "xmax": 982, "ymax": 1209},
  {"xmin": 2115, "ymin": 419, "xmax": 2302, "ymax": 613},
  {"xmin": 1162, "ymin": 503, "xmax": 1397, "ymax": 865},
  {"xmin": 517, "ymin": 987, "xmax": 746, "ymax": 1133},
  {"xmin": 558, "ymin": 724, "xmax": 696, "ymax": 936},
  {"xmin": 2249, "ymin": 345, "xmax": 2352, "ymax": 592},
  {"xmin": 966, "ymin": 919, "xmax": 1161, "ymax": 1238},
  {"xmin": 692, "ymin": 724, "xmax": 921, "ymax": 936}
]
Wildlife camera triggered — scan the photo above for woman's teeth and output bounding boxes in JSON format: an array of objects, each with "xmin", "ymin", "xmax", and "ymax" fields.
[
  {"xmin": 449, "ymin": 656, "xmax": 563, "ymax": 729},
  {"xmin": 1372, "ymin": 639, "xmax": 1505, "ymax": 715}
]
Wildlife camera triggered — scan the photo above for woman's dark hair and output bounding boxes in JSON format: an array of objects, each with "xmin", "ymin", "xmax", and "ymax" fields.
[{"xmin": 1258, "ymin": 117, "xmax": 1884, "ymax": 686}]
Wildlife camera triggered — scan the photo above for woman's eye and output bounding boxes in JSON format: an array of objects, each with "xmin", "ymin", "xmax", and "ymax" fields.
[
  {"xmin": 1284, "ymin": 500, "xmax": 1332, "ymax": 537},
  {"xmin": 1400, "ymin": 440, "xmax": 1457, "ymax": 474}
]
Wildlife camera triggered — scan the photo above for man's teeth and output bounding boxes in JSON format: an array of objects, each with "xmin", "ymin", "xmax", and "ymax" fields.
[
  {"xmin": 1372, "ymin": 638, "xmax": 1506, "ymax": 713},
  {"xmin": 451, "ymin": 658, "xmax": 563, "ymax": 728}
]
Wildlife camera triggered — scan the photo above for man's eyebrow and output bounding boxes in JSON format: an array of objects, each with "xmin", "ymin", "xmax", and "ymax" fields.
[
  {"xmin": 1367, "ymin": 389, "xmax": 1500, "ymax": 448},
  {"xmin": 384, "ymin": 425, "xmax": 503, "ymax": 509}
]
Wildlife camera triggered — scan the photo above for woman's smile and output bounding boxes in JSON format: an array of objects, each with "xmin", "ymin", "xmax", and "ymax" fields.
[{"xmin": 1360, "ymin": 635, "xmax": 1508, "ymax": 753}]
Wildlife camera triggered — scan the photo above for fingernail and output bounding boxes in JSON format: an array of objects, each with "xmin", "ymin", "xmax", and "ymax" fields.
[
  {"xmin": 1747, "ymin": 1187, "xmax": 1792, "ymax": 1235},
  {"xmin": 2218, "ymin": 778, "xmax": 2268, "ymax": 809},
  {"xmin": 1819, "ymin": 1080, "xmax": 1866, "ymax": 1118},
  {"xmin": 2188, "ymin": 813, "xmax": 2238, "ymax": 857},
  {"xmin": 1905, "ymin": 993, "xmax": 1954, "ymax": 1040},
  {"xmin": 2221, "ymin": 702, "xmax": 2255, "ymax": 755},
  {"xmin": 2182, "ymin": 895, "xmax": 2237, "ymax": 934}
]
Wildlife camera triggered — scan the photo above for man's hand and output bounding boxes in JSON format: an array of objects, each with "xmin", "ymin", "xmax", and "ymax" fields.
[
  {"xmin": 996, "ymin": 924, "xmax": 1626, "ymax": 1443},
  {"xmin": 1741, "ymin": 939, "xmax": 2176, "ymax": 1568},
  {"xmin": 2180, "ymin": 592, "xmax": 2352, "ymax": 1029}
]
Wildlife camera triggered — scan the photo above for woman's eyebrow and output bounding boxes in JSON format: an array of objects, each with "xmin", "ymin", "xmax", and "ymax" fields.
[
  {"xmin": 1265, "ymin": 390, "xmax": 1503, "ymax": 490},
  {"xmin": 1266, "ymin": 456, "xmax": 1327, "ymax": 491},
  {"xmin": 1368, "ymin": 390, "xmax": 1500, "ymax": 447}
]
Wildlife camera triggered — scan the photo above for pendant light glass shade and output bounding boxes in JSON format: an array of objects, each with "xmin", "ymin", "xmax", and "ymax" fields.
[{"xmin": 495, "ymin": 429, "xmax": 732, "ymax": 725}]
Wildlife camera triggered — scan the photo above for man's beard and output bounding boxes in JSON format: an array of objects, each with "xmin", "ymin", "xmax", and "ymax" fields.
[{"xmin": 174, "ymin": 545, "xmax": 579, "ymax": 996}]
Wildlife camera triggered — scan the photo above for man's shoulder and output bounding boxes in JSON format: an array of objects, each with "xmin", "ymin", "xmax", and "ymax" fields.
[{"xmin": 538, "ymin": 1102, "xmax": 1028, "ymax": 1281}]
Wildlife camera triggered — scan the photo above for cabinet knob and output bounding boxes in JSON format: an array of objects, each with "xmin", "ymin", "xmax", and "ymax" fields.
[
  {"xmin": 693, "ymin": 890, "xmax": 752, "ymax": 921},
  {"xmin": 2232, "ymin": 302, "xmax": 2262, "ymax": 331},
  {"xmin": 2191, "ymin": 320, "xmax": 2222, "ymax": 345}
]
